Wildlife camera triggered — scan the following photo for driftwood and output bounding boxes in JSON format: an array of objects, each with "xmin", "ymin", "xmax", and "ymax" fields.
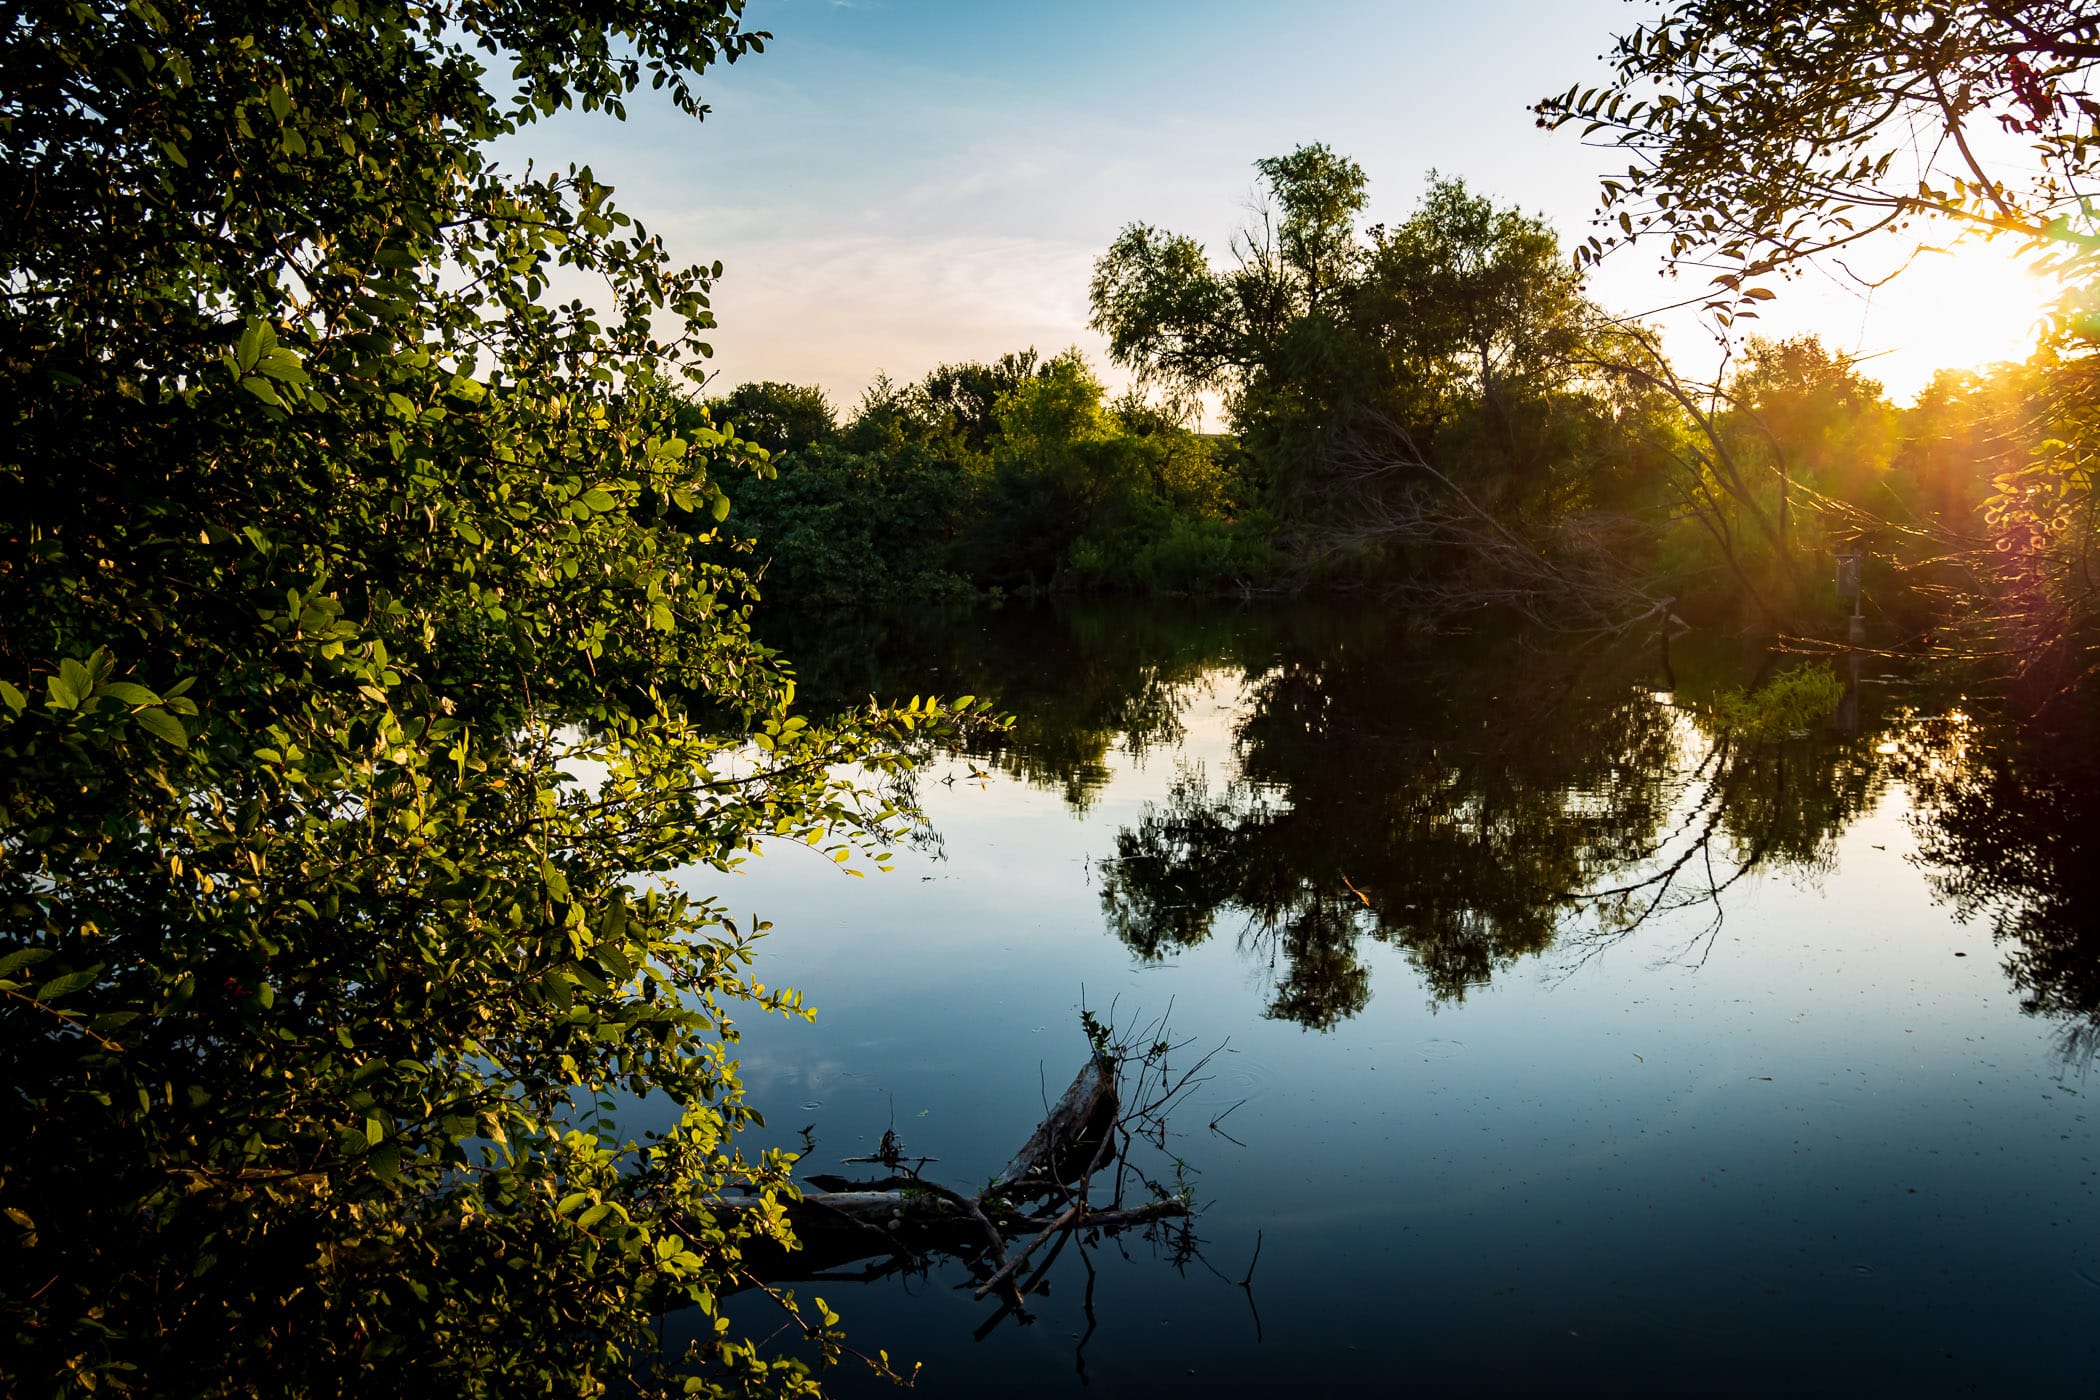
[
  {"xmin": 715, "ymin": 1022, "xmax": 1218, "ymax": 1328},
  {"xmin": 990, "ymin": 1049, "xmax": 1116, "ymax": 1195}
]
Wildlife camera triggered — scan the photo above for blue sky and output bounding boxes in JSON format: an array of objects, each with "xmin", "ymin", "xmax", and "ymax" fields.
[{"xmin": 517, "ymin": 0, "xmax": 2054, "ymax": 410}]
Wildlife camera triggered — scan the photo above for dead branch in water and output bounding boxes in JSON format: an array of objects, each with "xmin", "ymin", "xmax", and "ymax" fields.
[{"xmin": 714, "ymin": 1010, "xmax": 1218, "ymax": 1333}]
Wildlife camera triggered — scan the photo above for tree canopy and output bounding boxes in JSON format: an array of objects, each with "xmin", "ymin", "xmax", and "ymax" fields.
[
  {"xmin": 1535, "ymin": 1, "xmax": 2100, "ymax": 313},
  {"xmin": 1539, "ymin": 3, "xmax": 2100, "ymax": 654},
  {"xmin": 1089, "ymin": 155, "xmax": 1603, "ymax": 526},
  {"xmin": 1, "ymin": 1, "xmax": 972, "ymax": 1393}
]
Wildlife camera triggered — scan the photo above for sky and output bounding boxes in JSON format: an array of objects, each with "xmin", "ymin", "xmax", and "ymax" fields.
[{"xmin": 514, "ymin": 0, "xmax": 2060, "ymax": 413}]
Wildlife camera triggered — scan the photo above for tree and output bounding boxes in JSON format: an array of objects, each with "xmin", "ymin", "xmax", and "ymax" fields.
[
  {"xmin": 1253, "ymin": 144, "xmax": 1369, "ymax": 315},
  {"xmin": 1, "ymin": 2, "xmax": 971, "ymax": 1392},
  {"xmin": 1091, "ymin": 154, "xmax": 1600, "ymax": 534},
  {"xmin": 1358, "ymin": 175, "xmax": 1586, "ymax": 409},
  {"xmin": 1719, "ymin": 335, "xmax": 1897, "ymax": 567},
  {"xmin": 918, "ymin": 348, "xmax": 1050, "ymax": 453},
  {"xmin": 1088, "ymin": 143, "xmax": 1367, "ymax": 412},
  {"xmin": 710, "ymin": 381, "xmax": 840, "ymax": 456},
  {"xmin": 1539, "ymin": 2, "xmax": 2100, "ymax": 653},
  {"xmin": 1535, "ymin": 1, "xmax": 2100, "ymax": 312}
]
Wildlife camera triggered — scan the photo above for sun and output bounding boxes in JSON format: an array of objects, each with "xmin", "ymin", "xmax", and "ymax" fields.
[
  {"xmin": 1596, "ymin": 230, "xmax": 2061, "ymax": 406},
  {"xmin": 1815, "ymin": 235, "xmax": 2059, "ymax": 402}
]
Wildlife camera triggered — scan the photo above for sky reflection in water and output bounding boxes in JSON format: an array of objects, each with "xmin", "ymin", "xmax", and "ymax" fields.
[{"xmin": 683, "ymin": 603, "xmax": 2099, "ymax": 1397}]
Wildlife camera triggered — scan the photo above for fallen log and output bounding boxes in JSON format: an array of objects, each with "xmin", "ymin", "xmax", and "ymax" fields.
[
  {"xmin": 987, "ymin": 1050, "xmax": 1117, "ymax": 1201},
  {"xmin": 714, "ymin": 1044, "xmax": 1196, "ymax": 1301}
]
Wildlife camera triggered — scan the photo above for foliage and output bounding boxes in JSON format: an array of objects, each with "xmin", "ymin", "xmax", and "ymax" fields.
[
  {"xmin": 1358, "ymin": 174, "xmax": 1587, "ymax": 409},
  {"xmin": 1726, "ymin": 336, "xmax": 1897, "ymax": 516},
  {"xmin": 1253, "ymin": 144, "xmax": 1370, "ymax": 313},
  {"xmin": 710, "ymin": 381, "xmax": 840, "ymax": 457},
  {"xmin": 0, "ymin": 1, "xmax": 984, "ymax": 1392},
  {"xmin": 1541, "ymin": 1, "xmax": 2100, "ymax": 652},
  {"xmin": 710, "ymin": 141, "xmax": 1966, "ymax": 630},
  {"xmin": 1703, "ymin": 664, "xmax": 1845, "ymax": 743},
  {"xmin": 1088, "ymin": 152, "xmax": 1656, "ymax": 614},
  {"xmin": 711, "ymin": 350, "xmax": 1253, "ymax": 602},
  {"xmin": 1535, "ymin": 1, "xmax": 2100, "ymax": 313}
]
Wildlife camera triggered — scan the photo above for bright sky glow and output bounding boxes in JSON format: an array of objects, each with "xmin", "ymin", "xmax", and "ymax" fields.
[{"xmin": 513, "ymin": 0, "xmax": 2062, "ymax": 410}]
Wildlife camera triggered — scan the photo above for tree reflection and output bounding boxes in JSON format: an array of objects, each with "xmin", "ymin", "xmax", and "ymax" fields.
[
  {"xmin": 1903, "ymin": 703, "xmax": 2100, "ymax": 1069},
  {"xmin": 769, "ymin": 601, "xmax": 2100, "ymax": 1038},
  {"xmin": 761, "ymin": 602, "xmax": 1262, "ymax": 811},
  {"xmin": 1101, "ymin": 629, "xmax": 1900, "ymax": 1027}
]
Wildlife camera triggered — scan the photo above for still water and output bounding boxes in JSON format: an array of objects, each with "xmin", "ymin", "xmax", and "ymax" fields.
[{"xmin": 683, "ymin": 603, "xmax": 2098, "ymax": 1396}]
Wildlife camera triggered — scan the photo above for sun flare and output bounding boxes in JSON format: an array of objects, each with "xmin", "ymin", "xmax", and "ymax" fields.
[{"xmin": 1819, "ymin": 236, "xmax": 2060, "ymax": 400}]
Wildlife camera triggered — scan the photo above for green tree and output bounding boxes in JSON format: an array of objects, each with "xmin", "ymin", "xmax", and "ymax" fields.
[
  {"xmin": 1535, "ymin": 1, "xmax": 2100, "ymax": 308},
  {"xmin": 918, "ymin": 348, "xmax": 1050, "ymax": 454},
  {"xmin": 723, "ymin": 438, "xmax": 978, "ymax": 606},
  {"xmin": 1728, "ymin": 336, "xmax": 1896, "ymax": 509},
  {"xmin": 1, "ymin": 1, "xmax": 967, "ymax": 1392},
  {"xmin": 710, "ymin": 381, "xmax": 840, "ymax": 457},
  {"xmin": 1090, "ymin": 157, "xmax": 1608, "ymax": 546},
  {"xmin": 1088, "ymin": 143, "xmax": 1368, "ymax": 413},
  {"xmin": 1253, "ymin": 144, "xmax": 1370, "ymax": 315},
  {"xmin": 1359, "ymin": 175, "xmax": 1586, "ymax": 411},
  {"xmin": 973, "ymin": 351, "xmax": 1138, "ymax": 582},
  {"xmin": 1539, "ymin": 2, "xmax": 2100, "ymax": 647}
]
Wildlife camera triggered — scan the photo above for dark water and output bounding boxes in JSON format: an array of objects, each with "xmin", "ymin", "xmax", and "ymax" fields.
[{"xmin": 681, "ymin": 602, "xmax": 2100, "ymax": 1397}]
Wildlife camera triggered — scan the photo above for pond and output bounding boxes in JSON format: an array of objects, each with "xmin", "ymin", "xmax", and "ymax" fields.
[{"xmin": 678, "ymin": 601, "xmax": 2099, "ymax": 1396}]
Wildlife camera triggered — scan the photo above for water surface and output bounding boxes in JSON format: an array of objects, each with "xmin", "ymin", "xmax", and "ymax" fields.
[{"xmin": 684, "ymin": 602, "xmax": 2099, "ymax": 1396}]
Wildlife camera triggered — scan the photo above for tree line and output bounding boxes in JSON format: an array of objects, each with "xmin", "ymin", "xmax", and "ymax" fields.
[{"xmin": 711, "ymin": 150, "xmax": 2085, "ymax": 660}]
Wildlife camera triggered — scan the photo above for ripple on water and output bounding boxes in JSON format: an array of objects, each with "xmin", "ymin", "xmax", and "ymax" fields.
[{"xmin": 1202, "ymin": 1049, "xmax": 1277, "ymax": 1109}]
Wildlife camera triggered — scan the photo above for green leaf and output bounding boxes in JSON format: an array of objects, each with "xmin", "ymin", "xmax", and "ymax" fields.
[
  {"xmin": 98, "ymin": 681, "xmax": 161, "ymax": 707},
  {"xmin": 0, "ymin": 947, "xmax": 52, "ymax": 979},
  {"xmin": 258, "ymin": 347, "xmax": 307, "ymax": 384},
  {"xmin": 576, "ymin": 1202, "xmax": 612, "ymax": 1231},
  {"xmin": 236, "ymin": 321, "xmax": 264, "ymax": 374},
  {"xmin": 0, "ymin": 679, "xmax": 24, "ymax": 712},
  {"xmin": 35, "ymin": 969, "xmax": 99, "ymax": 1002},
  {"xmin": 59, "ymin": 657, "xmax": 93, "ymax": 705},
  {"xmin": 580, "ymin": 487, "xmax": 617, "ymax": 512},
  {"xmin": 134, "ymin": 708, "xmax": 189, "ymax": 748}
]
